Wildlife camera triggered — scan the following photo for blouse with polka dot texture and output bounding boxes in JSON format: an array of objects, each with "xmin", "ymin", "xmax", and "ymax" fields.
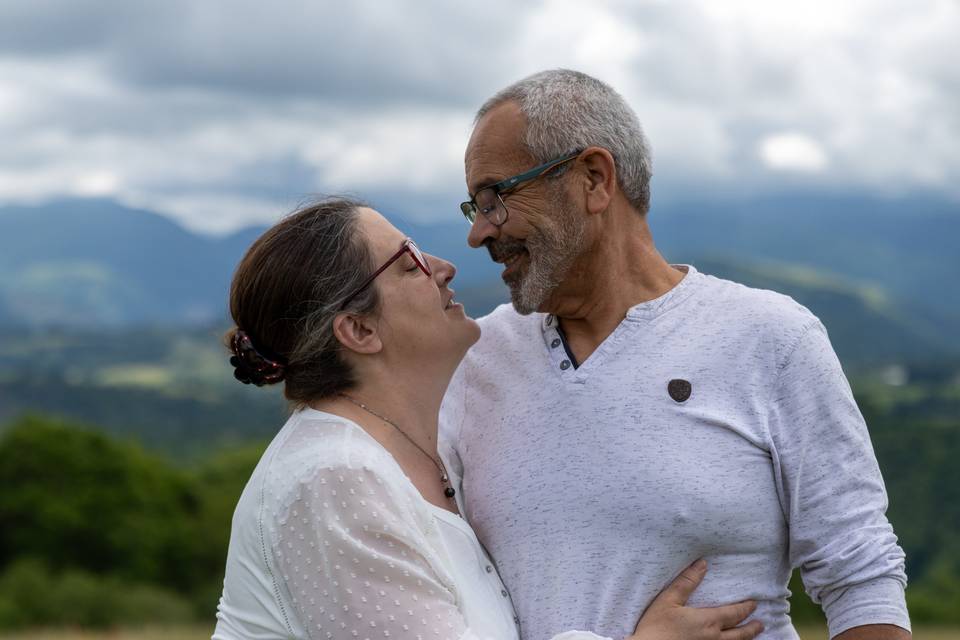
[{"xmin": 213, "ymin": 408, "xmax": 610, "ymax": 640}]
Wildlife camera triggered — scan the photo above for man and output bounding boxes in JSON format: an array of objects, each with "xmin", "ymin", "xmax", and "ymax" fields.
[{"xmin": 439, "ymin": 69, "xmax": 910, "ymax": 640}]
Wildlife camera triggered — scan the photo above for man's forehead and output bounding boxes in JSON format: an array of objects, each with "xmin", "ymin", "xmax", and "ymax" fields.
[{"xmin": 464, "ymin": 102, "xmax": 531, "ymax": 190}]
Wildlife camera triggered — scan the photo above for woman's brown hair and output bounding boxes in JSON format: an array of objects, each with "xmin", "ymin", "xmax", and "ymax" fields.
[{"xmin": 225, "ymin": 197, "xmax": 378, "ymax": 405}]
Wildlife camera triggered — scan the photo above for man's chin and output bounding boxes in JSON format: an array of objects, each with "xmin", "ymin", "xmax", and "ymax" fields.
[
  {"xmin": 509, "ymin": 299, "xmax": 536, "ymax": 316},
  {"xmin": 503, "ymin": 257, "xmax": 555, "ymax": 315},
  {"xmin": 507, "ymin": 281, "xmax": 541, "ymax": 316}
]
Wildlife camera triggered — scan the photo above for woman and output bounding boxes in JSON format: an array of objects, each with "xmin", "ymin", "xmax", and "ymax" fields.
[{"xmin": 212, "ymin": 198, "xmax": 762, "ymax": 640}]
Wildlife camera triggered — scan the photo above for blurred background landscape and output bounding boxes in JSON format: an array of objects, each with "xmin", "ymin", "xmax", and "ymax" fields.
[
  {"xmin": 2, "ymin": 192, "xmax": 958, "ymax": 635},
  {"xmin": 1, "ymin": 0, "xmax": 958, "ymax": 637}
]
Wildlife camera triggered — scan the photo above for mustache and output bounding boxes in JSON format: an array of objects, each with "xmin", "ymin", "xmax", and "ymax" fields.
[{"xmin": 486, "ymin": 237, "xmax": 526, "ymax": 263}]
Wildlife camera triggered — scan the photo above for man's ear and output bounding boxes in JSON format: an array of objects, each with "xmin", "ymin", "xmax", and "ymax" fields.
[
  {"xmin": 332, "ymin": 312, "xmax": 383, "ymax": 355},
  {"xmin": 580, "ymin": 146, "xmax": 616, "ymax": 216}
]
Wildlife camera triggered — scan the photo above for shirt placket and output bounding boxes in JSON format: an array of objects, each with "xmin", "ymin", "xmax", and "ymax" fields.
[{"xmin": 542, "ymin": 314, "xmax": 588, "ymax": 384}]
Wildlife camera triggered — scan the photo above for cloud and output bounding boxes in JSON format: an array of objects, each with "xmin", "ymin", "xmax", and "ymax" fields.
[
  {"xmin": 759, "ymin": 133, "xmax": 829, "ymax": 173},
  {"xmin": 0, "ymin": 1, "xmax": 521, "ymax": 106},
  {"xmin": 0, "ymin": 0, "xmax": 957, "ymax": 233}
]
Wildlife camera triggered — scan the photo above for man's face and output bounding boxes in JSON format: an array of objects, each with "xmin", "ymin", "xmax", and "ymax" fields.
[{"xmin": 464, "ymin": 103, "xmax": 586, "ymax": 315}]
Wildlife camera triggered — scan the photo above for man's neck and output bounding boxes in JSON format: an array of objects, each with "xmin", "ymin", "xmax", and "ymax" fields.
[{"xmin": 544, "ymin": 216, "xmax": 684, "ymax": 363}]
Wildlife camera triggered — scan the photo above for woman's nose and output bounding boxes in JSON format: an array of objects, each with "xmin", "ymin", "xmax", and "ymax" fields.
[{"xmin": 429, "ymin": 254, "xmax": 456, "ymax": 286}]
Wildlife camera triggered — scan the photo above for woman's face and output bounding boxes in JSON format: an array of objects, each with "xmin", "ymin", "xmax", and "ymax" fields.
[{"xmin": 356, "ymin": 207, "xmax": 481, "ymax": 370}]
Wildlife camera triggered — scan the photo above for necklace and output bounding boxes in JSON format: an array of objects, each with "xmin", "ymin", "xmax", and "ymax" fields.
[{"xmin": 338, "ymin": 393, "xmax": 456, "ymax": 499}]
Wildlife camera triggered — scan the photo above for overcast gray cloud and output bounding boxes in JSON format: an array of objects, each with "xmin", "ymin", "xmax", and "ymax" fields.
[
  {"xmin": 0, "ymin": 0, "xmax": 957, "ymax": 233},
  {"xmin": 0, "ymin": 0, "xmax": 518, "ymax": 105}
]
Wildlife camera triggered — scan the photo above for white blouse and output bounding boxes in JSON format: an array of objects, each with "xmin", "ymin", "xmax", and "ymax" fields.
[{"xmin": 213, "ymin": 408, "xmax": 608, "ymax": 640}]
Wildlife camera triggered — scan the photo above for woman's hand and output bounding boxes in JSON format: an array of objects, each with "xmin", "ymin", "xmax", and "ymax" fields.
[{"xmin": 628, "ymin": 560, "xmax": 764, "ymax": 640}]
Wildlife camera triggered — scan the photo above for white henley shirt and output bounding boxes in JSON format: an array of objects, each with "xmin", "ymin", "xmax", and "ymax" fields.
[{"xmin": 439, "ymin": 265, "xmax": 910, "ymax": 640}]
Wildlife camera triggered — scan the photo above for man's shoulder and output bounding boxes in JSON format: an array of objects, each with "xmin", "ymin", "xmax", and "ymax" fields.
[
  {"xmin": 475, "ymin": 301, "xmax": 526, "ymax": 326},
  {"xmin": 696, "ymin": 269, "xmax": 820, "ymax": 336},
  {"xmin": 689, "ymin": 269, "xmax": 826, "ymax": 366},
  {"xmin": 686, "ymin": 269, "xmax": 833, "ymax": 383},
  {"xmin": 454, "ymin": 303, "xmax": 543, "ymax": 374},
  {"xmin": 474, "ymin": 302, "xmax": 540, "ymax": 342}
]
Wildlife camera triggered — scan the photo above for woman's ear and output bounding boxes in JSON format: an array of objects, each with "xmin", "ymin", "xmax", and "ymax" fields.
[{"xmin": 332, "ymin": 312, "xmax": 383, "ymax": 355}]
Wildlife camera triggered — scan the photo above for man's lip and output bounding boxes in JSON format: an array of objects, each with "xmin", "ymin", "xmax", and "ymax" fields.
[
  {"xmin": 501, "ymin": 252, "xmax": 525, "ymax": 277},
  {"xmin": 493, "ymin": 250, "xmax": 525, "ymax": 265}
]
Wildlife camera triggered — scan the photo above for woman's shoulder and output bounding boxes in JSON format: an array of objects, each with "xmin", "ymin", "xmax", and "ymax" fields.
[
  {"xmin": 267, "ymin": 409, "xmax": 391, "ymax": 477},
  {"xmin": 261, "ymin": 409, "xmax": 427, "ymax": 519}
]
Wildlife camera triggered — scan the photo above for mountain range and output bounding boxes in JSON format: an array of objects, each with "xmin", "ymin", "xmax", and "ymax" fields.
[{"xmin": 2, "ymin": 194, "xmax": 958, "ymax": 369}]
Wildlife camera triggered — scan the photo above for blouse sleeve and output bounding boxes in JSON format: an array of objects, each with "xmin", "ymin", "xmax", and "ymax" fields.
[{"xmin": 271, "ymin": 460, "xmax": 610, "ymax": 640}]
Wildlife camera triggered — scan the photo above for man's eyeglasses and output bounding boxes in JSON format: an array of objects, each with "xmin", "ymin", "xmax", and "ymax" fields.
[
  {"xmin": 340, "ymin": 238, "xmax": 431, "ymax": 309},
  {"xmin": 460, "ymin": 150, "xmax": 582, "ymax": 226}
]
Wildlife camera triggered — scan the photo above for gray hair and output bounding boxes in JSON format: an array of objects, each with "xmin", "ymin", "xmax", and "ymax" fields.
[{"xmin": 475, "ymin": 69, "xmax": 653, "ymax": 214}]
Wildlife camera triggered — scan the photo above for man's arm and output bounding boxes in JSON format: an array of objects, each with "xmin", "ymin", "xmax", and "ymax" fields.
[
  {"xmin": 834, "ymin": 623, "xmax": 911, "ymax": 639},
  {"xmin": 767, "ymin": 319, "xmax": 911, "ymax": 637}
]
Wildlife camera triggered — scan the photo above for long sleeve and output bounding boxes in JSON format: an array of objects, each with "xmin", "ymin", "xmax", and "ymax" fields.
[{"xmin": 767, "ymin": 320, "xmax": 910, "ymax": 637}]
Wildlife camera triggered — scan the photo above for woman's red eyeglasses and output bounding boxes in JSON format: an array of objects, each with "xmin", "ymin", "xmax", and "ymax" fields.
[{"xmin": 340, "ymin": 238, "xmax": 431, "ymax": 309}]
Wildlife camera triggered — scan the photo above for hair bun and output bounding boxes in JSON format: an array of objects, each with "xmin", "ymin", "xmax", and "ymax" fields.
[{"xmin": 230, "ymin": 330, "xmax": 286, "ymax": 386}]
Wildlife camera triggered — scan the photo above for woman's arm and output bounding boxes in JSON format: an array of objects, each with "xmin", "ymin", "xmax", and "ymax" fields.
[
  {"xmin": 631, "ymin": 560, "xmax": 763, "ymax": 640},
  {"xmin": 272, "ymin": 463, "xmax": 761, "ymax": 640},
  {"xmin": 272, "ymin": 464, "xmax": 471, "ymax": 638}
]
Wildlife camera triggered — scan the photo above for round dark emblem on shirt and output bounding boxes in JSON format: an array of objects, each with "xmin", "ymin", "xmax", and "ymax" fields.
[{"xmin": 668, "ymin": 379, "xmax": 692, "ymax": 403}]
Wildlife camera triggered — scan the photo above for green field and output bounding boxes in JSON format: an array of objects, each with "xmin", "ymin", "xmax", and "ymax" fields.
[{"xmin": 0, "ymin": 626, "xmax": 955, "ymax": 639}]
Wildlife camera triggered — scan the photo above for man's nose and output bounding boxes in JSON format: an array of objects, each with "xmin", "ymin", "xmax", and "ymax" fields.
[{"xmin": 466, "ymin": 213, "xmax": 499, "ymax": 248}]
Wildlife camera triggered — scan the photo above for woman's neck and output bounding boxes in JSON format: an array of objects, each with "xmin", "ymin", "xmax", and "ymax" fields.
[
  {"xmin": 310, "ymin": 375, "xmax": 458, "ymax": 513},
  {"xmin": 313, "ymin": 375, "xmax": 444, "ymax": 455}
]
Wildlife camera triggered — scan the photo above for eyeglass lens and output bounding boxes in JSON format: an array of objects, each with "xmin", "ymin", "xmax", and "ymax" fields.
[
  {"xmin": 474, "ymin": 189, "xmax": 506, "ymax": 225},
  {"xmin": 408, "ymin": 241, "xmax": 431, "ymax": 275}
]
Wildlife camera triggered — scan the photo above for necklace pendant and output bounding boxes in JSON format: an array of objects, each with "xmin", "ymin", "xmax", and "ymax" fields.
[{"xmin": 444, "ymin": 487, "xmax": 456, "ymax": 498}]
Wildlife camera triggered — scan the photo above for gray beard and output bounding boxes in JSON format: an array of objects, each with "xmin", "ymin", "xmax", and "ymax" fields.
[{"xmin": 508, "ymin": 193, "xmax": 586, "ymax": 315}]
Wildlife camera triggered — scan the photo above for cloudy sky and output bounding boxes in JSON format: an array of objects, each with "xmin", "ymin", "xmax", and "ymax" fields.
[{"xmin": 1, "ymin": 0, "xmax": 957, "ymax": 233}]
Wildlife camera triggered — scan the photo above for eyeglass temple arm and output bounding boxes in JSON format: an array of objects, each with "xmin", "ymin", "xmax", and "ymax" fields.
[{"xmin": 494, "ymin": 150, "xmax": 583, "ymax": 192}]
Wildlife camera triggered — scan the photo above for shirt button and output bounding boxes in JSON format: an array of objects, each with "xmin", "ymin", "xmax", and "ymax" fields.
[
  {"xmin": 550, "ymin": 338, "xmax": 561, "ymax": 348},
  {"xmin": 514, "ymin": 615, "xmax": 520, "ymax": 624},
  {"xmin": 501, "ymin": 589, "xmax": 508, "ymax": 597},
  {"xmin": 560, "ymin": 360, "xmax": 571, "ymax": 370},
  {"xmin": 485, "ymin": 565, "xmax": 493, "ymax": 573}
]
